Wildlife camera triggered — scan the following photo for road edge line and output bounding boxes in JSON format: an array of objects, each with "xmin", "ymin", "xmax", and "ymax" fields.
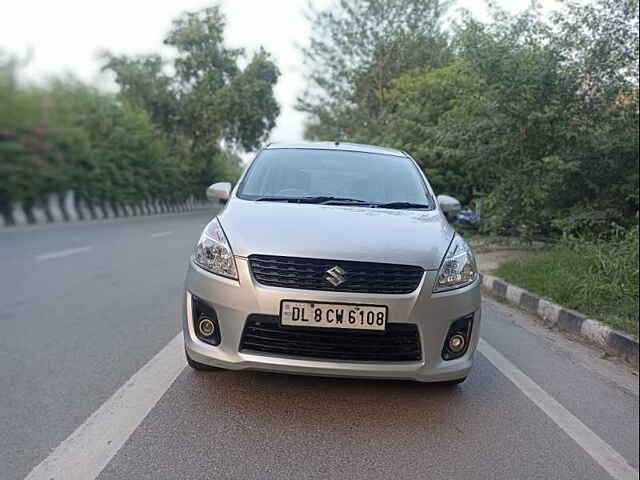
[
  {"xmin": 479, "ymin": 339, "xmax": 639, "ymax": 480},
  {"xmin": 24, "ymin": 333, "xmax": 185, "ymax": 480}
]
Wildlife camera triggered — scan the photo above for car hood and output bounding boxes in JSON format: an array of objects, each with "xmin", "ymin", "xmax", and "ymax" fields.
[{"xmin": 219, "ymin": 199, "xmax": 454, "ymax": 270}]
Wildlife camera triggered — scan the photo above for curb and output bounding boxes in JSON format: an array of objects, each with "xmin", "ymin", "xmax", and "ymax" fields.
[
  {"xmin": 1, "ymin": 191, "xmax": 219, "ymax": 230},
  {"xmin": 480, "ymin": 273, "xmax": 639, "ymax": 367}
]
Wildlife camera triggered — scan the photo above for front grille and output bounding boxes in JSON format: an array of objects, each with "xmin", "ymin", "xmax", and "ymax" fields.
[
  {"xmin": 240, "ymin": 315, "xmax": 422, "ymax": 362},
  {"xmin": 248, "ymin": 255, "xmax": 423, "ymax": 294}
]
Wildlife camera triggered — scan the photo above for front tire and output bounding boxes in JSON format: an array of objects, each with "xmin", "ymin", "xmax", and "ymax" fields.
[{"xmin": 185, "ymin": 349, "xmax": 220, "ymax": 371}]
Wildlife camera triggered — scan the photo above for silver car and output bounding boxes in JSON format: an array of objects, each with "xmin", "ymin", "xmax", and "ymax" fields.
[{"xmin": 183, "ymin": 142, "xmax": 481, "ymax": 383}]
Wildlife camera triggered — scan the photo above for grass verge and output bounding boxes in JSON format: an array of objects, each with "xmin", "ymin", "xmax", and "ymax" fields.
[{"xmin": 496, "ymin": 229, "xmax": 639, "ymax": 336}]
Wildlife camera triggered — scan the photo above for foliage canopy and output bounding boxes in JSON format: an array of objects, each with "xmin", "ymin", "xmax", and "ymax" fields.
[
  {"xmin": 299, "ymin": 0, "xmax": 639, "ymax": 237},
  {"xmin": 0, "ymin": 6, "xmax": 279, "ymax": 222}
]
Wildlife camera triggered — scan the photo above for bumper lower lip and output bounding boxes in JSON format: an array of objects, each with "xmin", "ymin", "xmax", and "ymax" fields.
[
  {"xmin": 183, "ymin": 258, "xmax": 482, "ymax": 382},
  {"xmin": 185, "ymin": 341, "xmax": 473, "ymax": 382}
]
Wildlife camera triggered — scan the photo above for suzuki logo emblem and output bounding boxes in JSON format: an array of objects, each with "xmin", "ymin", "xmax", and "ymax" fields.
[{"xmin": 325, "ymin": 266, "xmax": 346, "ymax": 287}]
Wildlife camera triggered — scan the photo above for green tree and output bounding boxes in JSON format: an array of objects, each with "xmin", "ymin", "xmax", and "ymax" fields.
[
  {"xmin": 297, "ymin": 0, "xmax": 638, "ymax": 238},
  {"xmin": 297, "ymin": 0, "xmax": 453, "ymax": 140},
  {"xmin": 102, "ymin": 5, "xmax": 280, "ymax": 194},
  {"xmin": 97, "ymin": 54, "xmax": 178, "ymax": 135},
  {"xmin": 1, "ymin": 6, "xmax": 281, "ymax": 224},
  {"xmin": 365, "ymin": 62, "xmax": 476, "ymax": 202},
  {"xmin": 449, "ymin": 1, "xmax": 639, "ymax": 236}
]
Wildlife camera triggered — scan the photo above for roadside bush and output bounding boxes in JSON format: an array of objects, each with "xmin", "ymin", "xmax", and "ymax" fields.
[
  {"xmin": 497, "ymin": 228, "xmax": 639, "ymax": 335},
  {"xmin": 1, "ymin": 6, "xmax": 280, "ymax": 223},
  {"xmin": 0, "ymin": 73, "xmax": 192, "ymax": 218}
]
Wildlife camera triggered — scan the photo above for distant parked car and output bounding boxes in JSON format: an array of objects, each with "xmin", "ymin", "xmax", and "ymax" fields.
[
  {"xmin": 184, "ymin": 142, "xmax": 481, "ymax": 384},
  {"xmin": 456, "ymin": 208, "xmax": 480, "ymax": 227}
]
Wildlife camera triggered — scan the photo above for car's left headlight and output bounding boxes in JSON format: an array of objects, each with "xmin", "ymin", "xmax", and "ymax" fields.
[
  {"xmin": 433, "ymin": 234, "xmax": 477, "ymax": 292},
  {"xmin": 193, "ymin": 218, "xmax": 238, "ymax": 279}
]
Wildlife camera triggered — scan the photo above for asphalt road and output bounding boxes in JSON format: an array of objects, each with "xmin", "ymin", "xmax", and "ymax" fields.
[{"xmin": 1, "ymin": 211, "xmax": 638, "ymax": 480}]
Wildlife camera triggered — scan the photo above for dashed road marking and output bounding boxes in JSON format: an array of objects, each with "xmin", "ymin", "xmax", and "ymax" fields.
[
  {"xmin": 479, "ymin": 339, "xmax": 638, "ymax": 480},
  {"xmin": 151, "ymin": 231, "xmax": 173, "ymax": 238},
  {"xmin": 36, "ymin": 246, "xmax": 93, "ymax": 261}
]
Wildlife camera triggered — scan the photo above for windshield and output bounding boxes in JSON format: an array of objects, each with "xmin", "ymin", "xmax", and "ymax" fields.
[{"xmin": 237, "ymin": 148, "xmax": 433, "ymax": 207}]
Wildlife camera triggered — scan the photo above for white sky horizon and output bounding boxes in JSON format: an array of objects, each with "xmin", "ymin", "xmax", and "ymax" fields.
[{"xmin": 2, "ymin": 0, "xmax": 561, "ymax": 152}]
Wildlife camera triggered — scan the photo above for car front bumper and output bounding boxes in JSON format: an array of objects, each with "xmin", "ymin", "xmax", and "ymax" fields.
[{"xmin": 183, "ymin": 257, "xmax": 481, "ymax": 382}]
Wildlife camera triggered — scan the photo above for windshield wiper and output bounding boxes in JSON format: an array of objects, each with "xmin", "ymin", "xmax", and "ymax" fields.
[
  {"xmin": 254, "ymin": 196, "xmax": 371, "ymax": 205},
  {"xmin": 305, "ymin": 196, "xmax": 371, "ymax": 205},
  {"xmin": 372, "ymin": 201, "xmax": 432, "ymax": 210}
]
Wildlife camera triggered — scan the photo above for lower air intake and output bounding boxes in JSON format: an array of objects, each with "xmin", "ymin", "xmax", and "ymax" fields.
[{"xmin": 240, "ymin": 315, "xmax": 422, "ymax": 362}]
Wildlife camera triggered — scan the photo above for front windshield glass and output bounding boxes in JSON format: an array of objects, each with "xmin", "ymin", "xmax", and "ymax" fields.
[{"xmin": 237, "ymin": 148, "xmax": 433, "ymax": 206}]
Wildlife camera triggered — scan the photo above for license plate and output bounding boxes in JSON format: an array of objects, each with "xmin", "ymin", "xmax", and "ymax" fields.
[{"xmin": 280, "ymin": 301, "xmax": 387, "ymax": 331}]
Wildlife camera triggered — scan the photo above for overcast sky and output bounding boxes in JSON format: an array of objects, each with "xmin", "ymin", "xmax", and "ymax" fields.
[{"xmin": 2, "ymin": 0, "xmax": 560, "ymax": 147}]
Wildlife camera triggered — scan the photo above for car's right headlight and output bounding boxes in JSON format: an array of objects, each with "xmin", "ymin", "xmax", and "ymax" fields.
[
  {"xmin": 193, "ymin": 218, "xmax": 238, "ymax": 280},
  {"xmin": 433, "ymin": 234, "xmax": 477, "ymax": 292}
]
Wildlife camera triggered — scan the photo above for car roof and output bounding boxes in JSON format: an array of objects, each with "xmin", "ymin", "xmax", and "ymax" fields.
[{"xmin": 264, "ymin": 141, "xmax": 407, "ymax": 158}]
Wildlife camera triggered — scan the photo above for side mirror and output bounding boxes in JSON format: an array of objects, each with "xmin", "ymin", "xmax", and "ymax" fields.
[
  {"xmin": 436, "ymin": 194, "xmax": 461, "ymax": 220},
  {"xmin": 206, "ymin": 182, "xmax": 232, "ymax": 201}
]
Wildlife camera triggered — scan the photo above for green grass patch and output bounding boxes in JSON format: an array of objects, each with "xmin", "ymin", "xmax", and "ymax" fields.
[{"xmin": 496, "ymin": 229, "xmax": 639, "ymax": 336}]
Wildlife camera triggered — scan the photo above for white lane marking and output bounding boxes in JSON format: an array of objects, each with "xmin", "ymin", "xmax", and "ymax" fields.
[
  {"xmin": 151, "ymin": 231, "xmax": 174, "ymax": 238},
  {"xmin": 36, "ymin": 246, "xmax": 93, "ymax": 261},
  {"xmin": 25, "ymin": 333, "xmax": 185, "ymax": 480},
  {"xmin": 479, "ymin": 339, "xmax": 639, "ymax": 480},
  {"xmin": 23, "ymin": 332, "xmax": 638, "ymax": 480}
]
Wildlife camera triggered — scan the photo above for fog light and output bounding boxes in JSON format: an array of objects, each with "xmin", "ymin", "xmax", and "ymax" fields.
[
  {"xmin": 448, "ymin": 334, "xmax": 466, "ymax": 353},
  {"xmin": 198, "ymin": 318, "xmax": 215, "ymax": 337},
  {"xmin": 191, "ymin": 295, "xmax": 221, "ymax": 346},
  {"xmin": 442, "ymin": 314, "xmax": 474, "ymax": 360}
]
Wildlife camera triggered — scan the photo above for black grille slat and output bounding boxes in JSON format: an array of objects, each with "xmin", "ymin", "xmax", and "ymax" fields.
[
  {"xmin": 240, "ymin": 315, "xmax": 422, "ymax": 362},
  {"xmin": 242, "ymin": 339, "xmax": 418, "ymax": 356},
  {"xmin": 241, "ymin": 344, "xmax": 418, "ymax": 361},
  {"xmin": 249, "ymin": 255, "xmax": 423, "ymax": 294},
  {"xmin": 244, "ymin": 331, "xmax": 418, "ymax": 353},
  {"xmin": 245, "ymin": 326, "xmax": 418, "ymax": 346}
]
